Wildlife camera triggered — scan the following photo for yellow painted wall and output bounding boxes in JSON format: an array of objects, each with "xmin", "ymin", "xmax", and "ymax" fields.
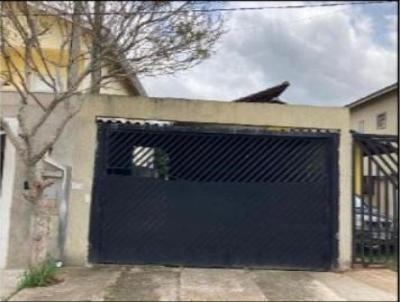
[
  {"xmin": 350, "ymin": 90, "xmax": 398, "ymax": 135},
  {"xmin": 0, "ymin": 7, "xmax": 133, "ymax": 95},
  {"xmin": 354, "ymin": 145, "xmax": 362, "ymax": 196},
  {"xmin": 350, "ymin": 89, "xmax": 398, "ymax": 196}
]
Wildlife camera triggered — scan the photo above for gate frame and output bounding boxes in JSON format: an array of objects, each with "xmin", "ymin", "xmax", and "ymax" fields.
[
  {"xmin": 88, "ymin": 121, "xmax": 340, "ymax": 270},
  {"xmin": 351, "ymin": 132, "xmax": 399, "ymax": 267}
]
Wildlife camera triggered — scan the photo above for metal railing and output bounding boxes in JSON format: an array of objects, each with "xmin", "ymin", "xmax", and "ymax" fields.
[{"xmin": 352, "ymin": 133, "xmax": 399, "ymax": 267}]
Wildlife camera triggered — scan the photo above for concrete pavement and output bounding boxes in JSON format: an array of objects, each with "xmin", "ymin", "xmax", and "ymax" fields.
[
  {"xmin": 8, "ymin": 267, "xmax": 119, "ymax": 302},
  {"xmin": 9, "ymin": 265, "xmax": 398, "ymax": 301},
  {"xmin": 0, "ymin": 269, "xmax": 23, "ymax": 301}
]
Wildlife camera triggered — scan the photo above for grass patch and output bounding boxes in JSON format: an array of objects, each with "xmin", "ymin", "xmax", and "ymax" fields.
[{"xmin": 18, "ymin": 259, "xmax": 60, "ymax": 290}]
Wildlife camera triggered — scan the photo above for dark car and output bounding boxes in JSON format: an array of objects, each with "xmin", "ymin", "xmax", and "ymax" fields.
[{"xmin": 354, "ymin": 196, "xmax": 395, "ymax": 250}]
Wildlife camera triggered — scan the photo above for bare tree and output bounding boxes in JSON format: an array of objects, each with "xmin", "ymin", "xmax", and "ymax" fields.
[{"xmin": 0, "ymin": 0, "xmax": 224, "ymax": 265}]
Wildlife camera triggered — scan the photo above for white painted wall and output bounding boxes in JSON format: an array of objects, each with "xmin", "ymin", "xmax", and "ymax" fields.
[{"xmin": 0, "ymin": 118, "xmax": 18, "ymax": 269}]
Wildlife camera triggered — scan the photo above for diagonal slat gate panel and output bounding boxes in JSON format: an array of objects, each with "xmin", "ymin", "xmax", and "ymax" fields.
[
  {"xmin": 89, "ymin": 122, "xmax": 339, "ymax": 270},
  {"xmin": 352, "ymin": 133, "xmax": 399, "ymax": 266}
]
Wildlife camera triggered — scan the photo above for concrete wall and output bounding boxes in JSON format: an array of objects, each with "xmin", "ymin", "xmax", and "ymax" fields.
[
  {"xmin": 0, "ymin": 118, "xmax": 21, "ymax": 269},
  {"xmin": 1, "ymin": 93, "xmax": 70, "ymax": 268},
  {"xmin": 61, "ymin": 95, "xmax": 352, "ymax": 270},
  {"xmin": 349, "ymin": 90, "xmax": 398, "ymax": 135},
  {"xmin": 0, "ymin": 142, "xmax": 33, "ymax": 269},
  {"xmin": 1, "ymin": 93, "xmax": 353, "ymax": 270}
]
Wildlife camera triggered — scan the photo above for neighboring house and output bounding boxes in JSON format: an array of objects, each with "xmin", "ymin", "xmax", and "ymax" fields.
[
  {"xmin": 347, "ymin": 84, "xmax": 399, "ymax": 223},
  {"xmin": 346, "ymin": 83, "xmax": 398, "ymax": 135},
  {"xmin": 0, "ymin": 3, "xmax": 146, "ymax": 269},
  {"xmin": 0, "ymin": 2, "xmax": 146, "ymax": 96}
]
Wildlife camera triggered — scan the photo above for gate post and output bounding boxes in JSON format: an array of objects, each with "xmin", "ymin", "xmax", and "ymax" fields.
[{"xmin": 337, "ymin": 131, "xmax": 352, "ymax": 271}]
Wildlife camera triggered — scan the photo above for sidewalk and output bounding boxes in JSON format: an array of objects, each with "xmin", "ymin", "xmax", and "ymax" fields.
[
  {"xmin": 0, "ymin": 269, "xmax": 23, "ymax": 301},
  {"xmin": 8, "ymin": 266, "xmax": 398, "ymax": 301}
]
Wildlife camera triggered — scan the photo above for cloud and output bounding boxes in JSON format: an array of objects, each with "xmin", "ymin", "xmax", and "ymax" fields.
[
  {"xmin": 385, "ymin": 14, "xmax": 398, "ymax": 47},
  {"xmin": 141, "ymin": 1, "xmax": 398, "ymax": 106}
]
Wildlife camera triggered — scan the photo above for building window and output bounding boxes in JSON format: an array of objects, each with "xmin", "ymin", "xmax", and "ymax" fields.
[
  {"xmin": 358, "ymin": 120, "xmax": 364, "ymax": 133},
  {"xmin": 376, "ymin": 112, "xmax": 387, "ymax": 130}
]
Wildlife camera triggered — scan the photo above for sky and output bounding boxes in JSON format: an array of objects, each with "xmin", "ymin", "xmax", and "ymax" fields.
[{"xmin": 141, "ymin": 1, "xmax": 398, "ymax": 106}]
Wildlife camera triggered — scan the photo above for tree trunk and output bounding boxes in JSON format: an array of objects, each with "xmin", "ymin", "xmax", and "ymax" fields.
[
  {"xmin": 25, "ymin": 162, "xmax": 53, "ymax": 266},
  {"xmin": 90, "ymin": 1, "xmax": 103, "ymax": 94},
  {"xmin": 30, "ymin": 197, "xmax": 51, "ymax": 266}
]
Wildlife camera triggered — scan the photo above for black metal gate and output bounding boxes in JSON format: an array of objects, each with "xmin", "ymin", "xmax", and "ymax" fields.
[
  {"xmin": 352, "ymin": 133, "xmax": 399, "ymax": 266},
  {"xmin": 89, "ymin": 121, "xmax": 339, "ymax": 270}
]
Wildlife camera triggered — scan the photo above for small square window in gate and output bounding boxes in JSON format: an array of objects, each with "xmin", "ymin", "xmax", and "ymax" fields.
[
  {"xmin": 131, "ymin": 146, "xmax": 170, "ymax": 180},
  {"xmin": 133, "ymin": 146, "xmax": 155, "ymax": 169}
]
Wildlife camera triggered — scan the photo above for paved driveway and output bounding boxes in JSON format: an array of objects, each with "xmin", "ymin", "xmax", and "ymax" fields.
[{"xmin": 9, "ymin": 265, "xmax": 398, "ymax": 301}]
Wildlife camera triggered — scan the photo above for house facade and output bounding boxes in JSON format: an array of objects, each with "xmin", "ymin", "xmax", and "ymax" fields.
[
  {"xmin": 1, "ymin": 90, "xmax": 351, "ymax": 269},
  {"xmin": 347, "ymin": 83, "xmax": 398, "ymax": 200},
  {"xmin": 0, "ymin": 2, "xmax": 145, "ymax": 96},
  {"xmin": 0, "ymin": 3, "xmax": 394, "ymax": 272},
  {"xmin": 347, "ymin": 83, "xmax": 398, "ymax": 135}
]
